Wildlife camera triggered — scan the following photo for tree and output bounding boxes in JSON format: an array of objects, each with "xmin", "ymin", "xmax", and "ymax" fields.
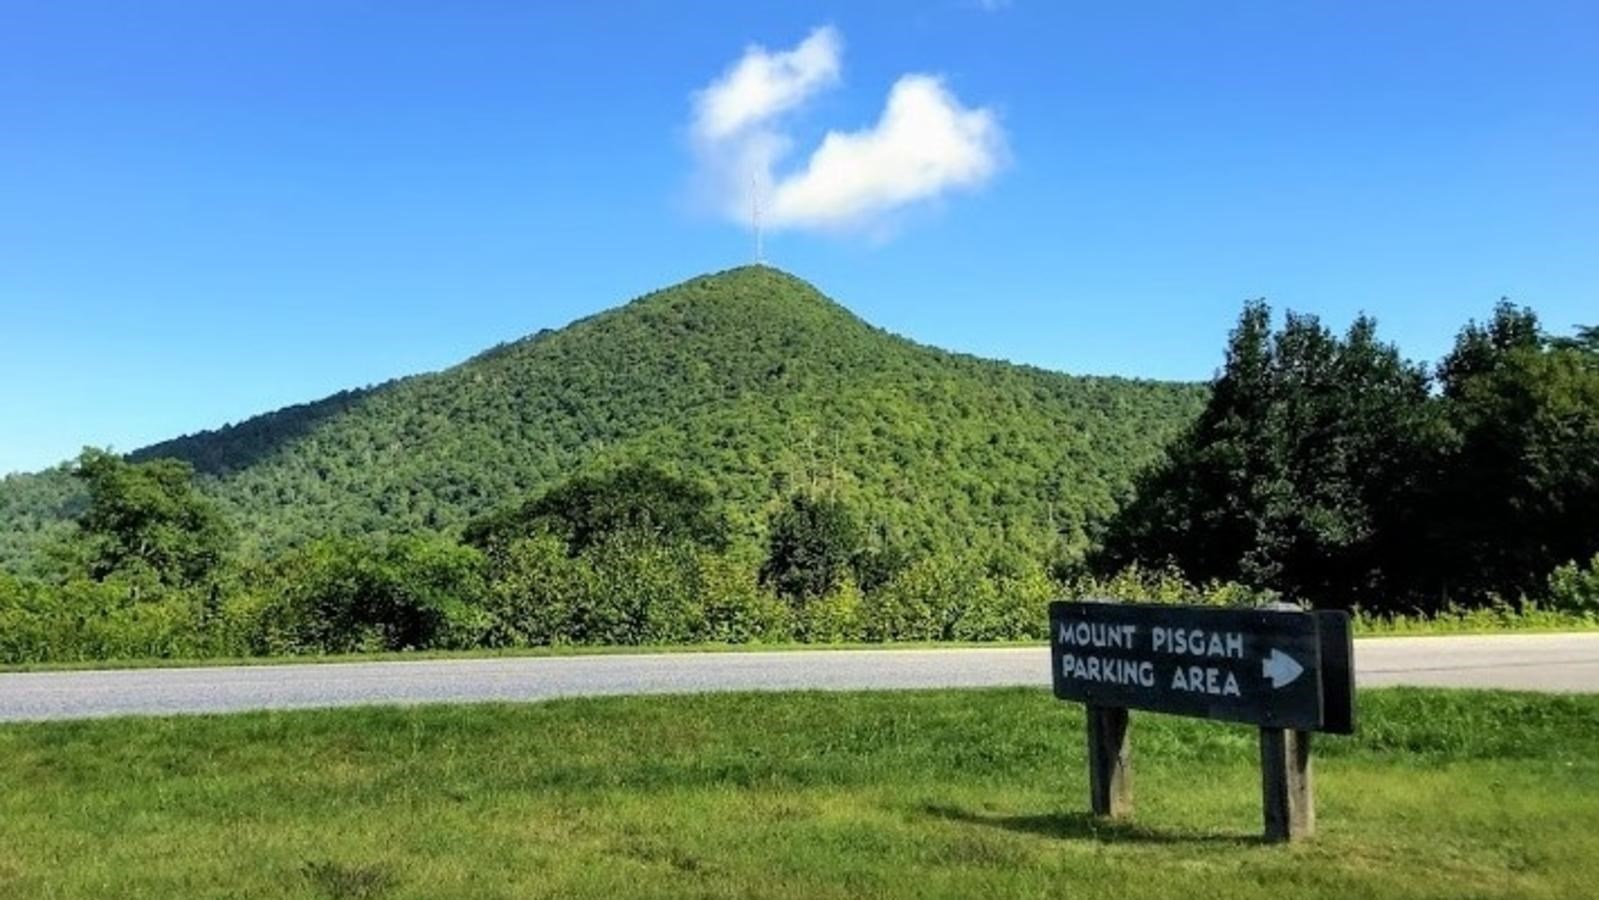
[
  {"xmin": 70, "ymin": 449, "xmax": 232, "ymax": 588},
  {"xmin": 1096, "ymin": 302, "xmax": 1439, "ymax": 610},
  {"xmin": 1435, "ymin": 301, "xmax": 1542, "ymax": 395},
  {"xmin": 1428, "ymin": 305, "xmax": 1599, "ymax": 602},
  {"xmin": 464, "ymin": 463, "xmax": 728, "ymax": 556},
  {"xmin": 759, "ymin": 492, "xmax": 863, "ymax": 602}
]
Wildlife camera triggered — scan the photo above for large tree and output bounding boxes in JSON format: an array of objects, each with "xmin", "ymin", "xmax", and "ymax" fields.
[
  {"xmin": 1427, "ymin": 303, "xmax": 1599, "ymax": 602},
  {"xmin": 759, "ymin": 492, "xmax": 863, "ymax": 602},
  {"xmin": 463, "ymin": 463, "xmax": 728, "ymax": 556},
  {"xmin": 70, "ymin": 448, "xmax": 233, "ymax": 587},
  {"xmin": 1096, "ymin": 302, "xmax": 1439, "ymax": 610}
]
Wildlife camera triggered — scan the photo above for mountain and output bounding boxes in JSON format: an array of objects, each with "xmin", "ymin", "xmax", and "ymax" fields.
[{"xmin": 0, "ymin": 267, "xmax": 1205, "ymax": 568}]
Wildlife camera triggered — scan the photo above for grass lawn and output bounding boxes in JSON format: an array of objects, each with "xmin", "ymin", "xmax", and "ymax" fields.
[{"xmin": 0, "ymin": 688, "xmax": 1595, "ymax": 899}]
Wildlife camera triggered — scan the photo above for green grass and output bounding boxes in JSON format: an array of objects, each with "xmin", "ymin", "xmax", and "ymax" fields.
[{"xmin": 1, "ymin": 688, "xmax": 1596, "ymax": 898}]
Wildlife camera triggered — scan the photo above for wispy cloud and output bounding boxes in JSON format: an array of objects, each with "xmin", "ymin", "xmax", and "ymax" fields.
[{"xmin": 688, "ymin": 26, "xmax": 1006, "ymax": 236}]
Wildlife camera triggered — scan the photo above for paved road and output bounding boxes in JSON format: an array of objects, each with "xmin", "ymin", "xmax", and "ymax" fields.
[{"xmin": 0, "ymin": 633, "xmax": 1594, "ymax": 722}]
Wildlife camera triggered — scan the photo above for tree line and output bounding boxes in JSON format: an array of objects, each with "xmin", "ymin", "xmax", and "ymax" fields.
[
  {"xmin": 1096, "ymin": 301, "xmax": 1599, "ymax": 613},
  {"xmin": 0, "ymin": 455, "xmax": 1087, "ymax": 662}
]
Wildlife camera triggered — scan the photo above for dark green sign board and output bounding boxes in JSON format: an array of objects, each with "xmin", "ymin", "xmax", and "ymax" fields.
[{"xmin": 1049, "ymin": 601, "xmax": 1355, "ymax": 734}]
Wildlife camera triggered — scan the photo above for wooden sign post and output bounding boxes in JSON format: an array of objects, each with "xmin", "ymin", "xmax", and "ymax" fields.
[
  {"xmin": 1086, "ymin": 705, "xmax": 1132, "ymax": 818},
  {"xmin": 1049, "ymin": 600, "xmax": 1355, "ymax": 843}
]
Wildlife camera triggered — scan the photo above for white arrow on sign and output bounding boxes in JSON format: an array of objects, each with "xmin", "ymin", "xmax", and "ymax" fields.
[{"xmin": 1262, "ymin": 649, "xmax": 1305, "ymax": 689}]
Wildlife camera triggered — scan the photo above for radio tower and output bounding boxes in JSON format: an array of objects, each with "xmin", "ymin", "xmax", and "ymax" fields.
[{"xmin": 751, "ymin": 173, "xmax": 765, "ymax": 267}]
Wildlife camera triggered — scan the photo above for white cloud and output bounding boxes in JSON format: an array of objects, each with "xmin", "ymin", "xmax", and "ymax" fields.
[
  {"xmin": 687, "ymin": 27, "xmax": 1006, "ymax": 237},
  {"xmin": 767, "ymin": 75, "xmax": 1003, "ymax": 231},
  {"xmin": 692, "ymin": 26, "xmax": 842, "ymax": 142}
]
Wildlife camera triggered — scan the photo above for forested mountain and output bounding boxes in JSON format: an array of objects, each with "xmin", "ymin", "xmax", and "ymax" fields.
[{"xmin": 0, "ymin": 267, "xmax": 1205, "ymax": 570}]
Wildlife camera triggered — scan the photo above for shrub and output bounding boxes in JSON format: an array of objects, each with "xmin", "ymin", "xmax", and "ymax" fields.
[
  {"xmin": 479, "ymin": 532, "xmax": 585, "ymax": 647},
  {"xmin": 1547, "ymin": 553, "xmax": 1599, "ymax": 615},
  {"xmin": 760, "ymin": 493, "xmax": 863, "ymax": 602},
  {"xmin": 860, "ymin": 551, "xmax": 1058, "ymax": 642},
  {"xmin": 576, "ymin": 533, "xmax": 703, "ymax": 645},
  {"xmin": 465, "ymin": 464, "xmax": 730, "ymax": 556},
  {"xmin": 861, "ymin": 555, "xmax": 965, "ymax": 641},
  {"xmin": 694, "ymin": 552, "xmax": 788, "ymax": 644},
  {"xmin": 260, "ymin": 537, "xmax": 487, "ymax": 654},
  {"xmin": 960, "ymin": 558, "xmax": 1055, "ymax": 640},
  {"xmin": 0, "ymin": 573, "xmax": 228, "ymax": 663},
  {"xmin": 792, "ymin": 576, "xmax": 863, "ymax": 643},
  {"xmin": 1061, "ymin": 563, "xmax": 1271, "ymax": 608}
]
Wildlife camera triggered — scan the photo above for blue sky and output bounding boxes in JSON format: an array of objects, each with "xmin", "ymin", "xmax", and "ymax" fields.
[{"xmin": 2, "ymin": 1, "xmax": 1595, "ymax": 475}]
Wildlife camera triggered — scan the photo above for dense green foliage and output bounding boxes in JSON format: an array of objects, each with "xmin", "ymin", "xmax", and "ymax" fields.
[
  {"xmin": 0, "ymin": 266, "xmax": 1204, "ymax": 569},
  {"xmin": 2, "ymin": 450, "xmax": 1287, "ymax": 663},
  {"xmin": 1427, "ymin": 310, "xmax": 1599, "ymax": 602},
  {"xmin": 70, "ymin": 448, "xmax": 233, "ymax": 587},
  {"xmin": 758, "ymin": 492, "xmax": 865, "ymax": 602},
  {"xmin": 0, "ymin": 466, "xmax": 80, "ymax": 575},
  {"xmin": 243, "ymin": 536, "xmax": 487, "ymax": 654},
  {"xmin": 1099, "ymin": 301, "xmax": 1599, "ymax": 612},
  {"xmin": 1548, "ymin": 553, "xmax": 1599, "ymax": 616},
  {"xmin": 463, "ymin": 463, "xmax": 729, "ymax": 554},
  {"xmin": 1095, "ymin": 303, "xmax": 1437, "ymax": 607},
  {"xmin": 0, "ymin": 445, "xmax": 1586, "ymax": 663}
]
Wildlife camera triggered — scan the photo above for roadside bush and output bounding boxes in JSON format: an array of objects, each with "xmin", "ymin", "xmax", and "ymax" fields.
[
  {"xmin": 465, "ymin": 464, "xmax": 729, "ymax": 556},
  {"xmin": 791, "ymin": 576, "xmax": 863, "ymax": 643},
  {"xmin": 1063, "ymin": 563, "xmax": 1272, "ymax": 608},
  {"xmin": 695, "ymin": 552, "xmax": 788, "ymax": 643},
  {"xmin": 217, "ymin": 581, "xmax": 300, "ymax": 656},
  {"xmin": 1548, "ymin": 553, "xmax": 1599, "ymax": 616},
  {"xmin": 861, "ymin": 555, "xmax": 968, "ymax": 641},
  {"xmin": 959, "ymin": 557, "xmax": 1055, "ymax": 640},
  {"xmin": 479, "ymin": 533, "xmax": 586, "ymax": 647},
  {"xmin": 478, "ymin": 533, "xmax": 789, "ymax": 647},
  {"xmin": 0, "ymin": 573, "xmax": 229, "ymax": 663},
  {"xmin": 1350, "ymin": 597, "xmax": 1596, "ymax": 634},
  {"xmin": 10, "ymin": 527, "xmax": 1584, "ymax": 666},
  {"xmin": 861, "ymin": 552, "xmax": 1057, "ymax": 642},
  {"xmin": 259, "ymin": 536, "xmax": 487, "ymax": 654},
  {"xmin": 576, "ymin": 533, "xmax": 702, "ymax": 645},
  {"xmin": 760, "ymin": 493, "xmax": 863, "ymax": 602}
]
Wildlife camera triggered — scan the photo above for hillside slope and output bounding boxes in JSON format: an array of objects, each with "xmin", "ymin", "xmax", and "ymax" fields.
[{"xmin": 1, "ymin": 267, "xmax": 1204, "ymax": 566}]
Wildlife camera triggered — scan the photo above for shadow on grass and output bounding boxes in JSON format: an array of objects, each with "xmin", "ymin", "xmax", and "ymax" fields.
[
  {"xmin": 301, "ymin": 859, "xmax": 399, "ymax": 900},
  {"xmin": 923, "ymin": 804, "xmax": 1261, "ymax": 847}
]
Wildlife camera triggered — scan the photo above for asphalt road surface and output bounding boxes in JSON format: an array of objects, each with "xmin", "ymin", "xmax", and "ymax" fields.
[{"xmin": 0, "ymin": 633, "xmax": 1594, "ymax": 722}]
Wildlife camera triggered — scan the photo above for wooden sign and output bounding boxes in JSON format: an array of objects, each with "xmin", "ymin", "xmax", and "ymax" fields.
[
  {"xmin": 1048, "ymin": 600, "xmax": 1355, "ymax": 842},
  {"xmin": 1050, "ymin": 601, "xmax": 1353, "ymax": 732}
]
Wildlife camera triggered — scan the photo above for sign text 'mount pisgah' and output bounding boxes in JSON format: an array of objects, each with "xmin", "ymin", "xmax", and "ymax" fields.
[{"xmin": 1049, "ymin": 601, "xmax": 1355, "ymax": 733}]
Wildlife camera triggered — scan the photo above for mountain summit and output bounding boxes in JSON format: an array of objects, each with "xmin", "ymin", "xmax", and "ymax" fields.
[{"xmin": 1, "ymin": 267, "xmax": 1203, "ymax": 565}]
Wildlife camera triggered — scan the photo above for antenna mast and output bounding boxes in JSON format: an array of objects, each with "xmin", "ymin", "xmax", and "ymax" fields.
[{"xmin": 751, "ymin": 173, "xmax": 764, "ymax": 266}]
